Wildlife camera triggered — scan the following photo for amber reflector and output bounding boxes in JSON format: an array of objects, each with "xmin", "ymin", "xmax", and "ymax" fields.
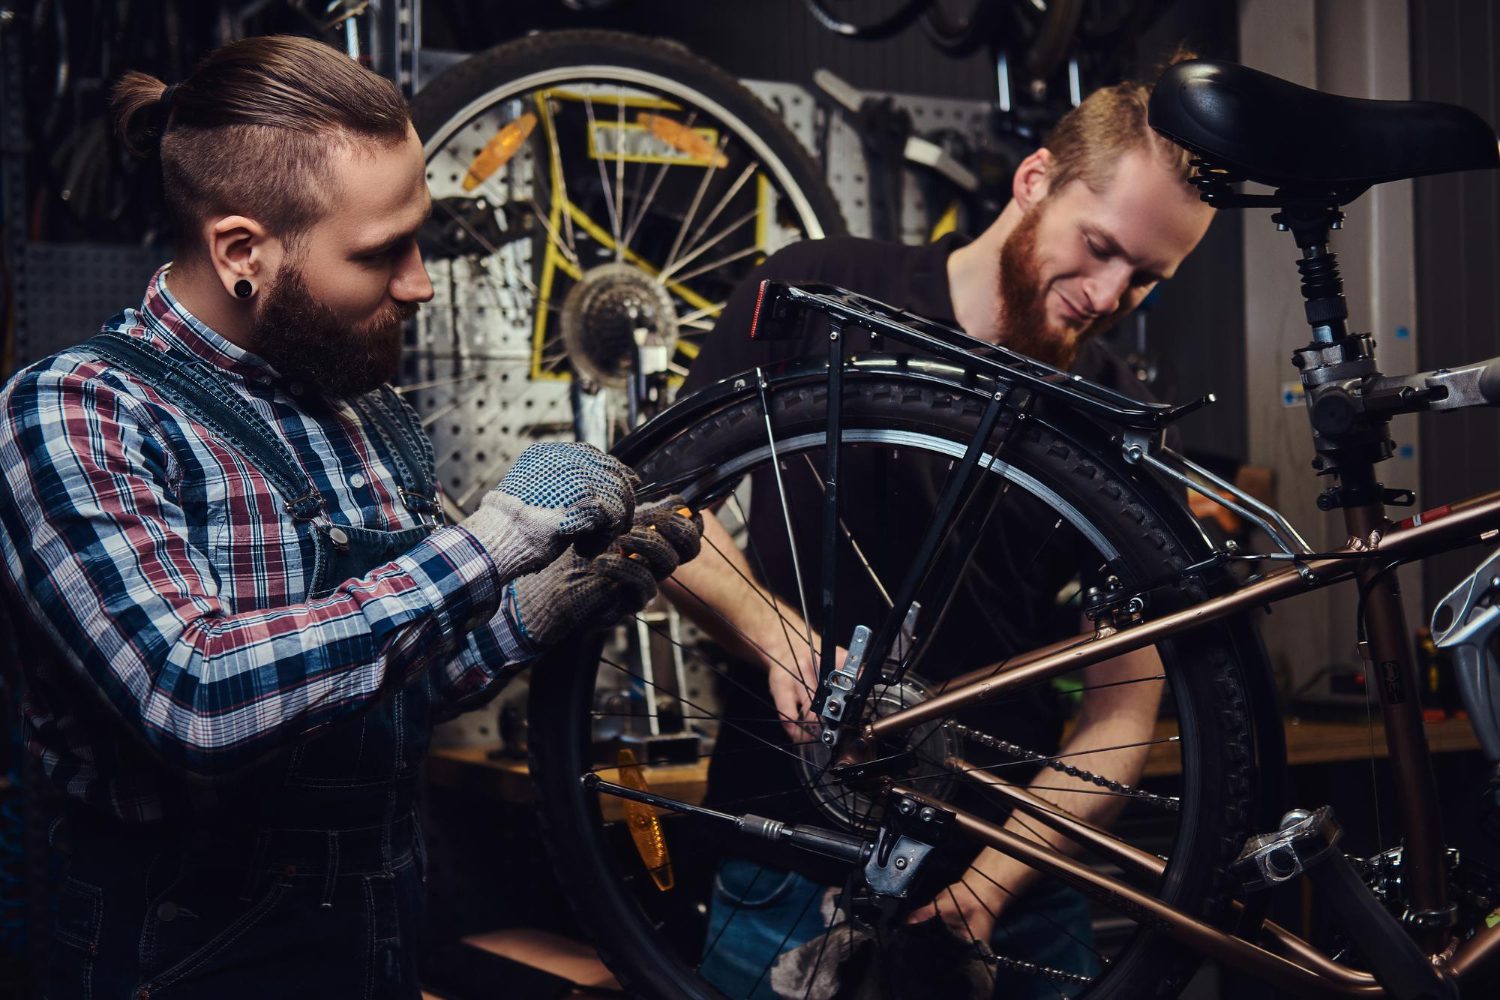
[
  {"xmin": 637, "ymin": 113, "xmax": 729, "ymax": 168},
  {"xmin": 462, "ymin": 112, "xmax": 538, "ymax": 191},
  {"xmin": 616, "ymin": 748, "xmax": 675, "ymax": 891}
]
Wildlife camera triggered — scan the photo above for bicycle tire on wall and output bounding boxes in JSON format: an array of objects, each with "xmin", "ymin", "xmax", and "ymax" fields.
[
  {"xmin": 404, "ymin": 29, "xmax": 846, "ymax": 521},
  {"xmin": 530, "ymin": 363, "xmax": 1271, "ymax": 1000},
  {"xmin": 411, "ymin": 30, "xmax": 845, "ymax": 242}
]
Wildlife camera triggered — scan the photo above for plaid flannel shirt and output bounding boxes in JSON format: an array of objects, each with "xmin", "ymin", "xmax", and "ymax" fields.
[{"xmin": 0, "ymin": 268, "xmax": 532, "ymax": 822}]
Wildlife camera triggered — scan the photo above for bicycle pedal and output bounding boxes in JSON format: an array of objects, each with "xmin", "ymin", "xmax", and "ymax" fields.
[
  {"xmin": 1231, "ymin": 807, "xmax": 1340, "ymax": 892},
  {"xmin": 1234, "ymin": 807, "xmax": 1457, "ymax": 1000}
]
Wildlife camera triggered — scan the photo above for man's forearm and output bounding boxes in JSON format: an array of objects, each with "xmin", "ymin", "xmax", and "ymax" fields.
[
  {"xmin": 965, "ymin": 645, "xmax": 1166, "ymax": 908},
  {"xmin": 662, "ymin": 508, "xmax": 808, "ymax": 669}
]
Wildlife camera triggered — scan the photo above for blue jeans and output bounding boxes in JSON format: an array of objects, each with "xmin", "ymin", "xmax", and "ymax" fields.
[{"xmin": 700, "ymin": 859, "xmax": 1101, "ymax": 999}]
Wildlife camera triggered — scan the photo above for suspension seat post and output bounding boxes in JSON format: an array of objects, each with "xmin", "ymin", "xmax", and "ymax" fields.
[{"xmin": 1274, "ymin": 203, "xmax": 1351, "ymax": 344}]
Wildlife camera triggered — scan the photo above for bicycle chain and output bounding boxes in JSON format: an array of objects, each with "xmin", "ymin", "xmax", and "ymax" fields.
[
  {"xmin": 945, "ymin": 722, "xmax": 1180, "ymax": 812},
  {"xmin": 986, "ymin": 951, "xmax": 1096, "ymax": 986}
]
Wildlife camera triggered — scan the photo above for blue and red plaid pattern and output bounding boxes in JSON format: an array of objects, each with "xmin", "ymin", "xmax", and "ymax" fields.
[{"xmin": 0, "ymin": 267, "xmax": 531, "ymax": 822}]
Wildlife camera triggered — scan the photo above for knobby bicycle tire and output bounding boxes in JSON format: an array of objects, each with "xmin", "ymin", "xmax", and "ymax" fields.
[{"xmin": 530, "ymin": 363, "xmax": 1272, "ymax": 1000}]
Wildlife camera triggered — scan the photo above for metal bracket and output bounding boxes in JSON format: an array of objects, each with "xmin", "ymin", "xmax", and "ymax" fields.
[
  {"xmin": 1122, "ymin": 431, "xmax": 1314, "ymax": 558},
  {"xmin": 819, "ymin": 625, "xmax": 870, "ymax": 745},
  {"xmin": 864, "ymin": 792, "xmax": 954, "ymax": 898}
]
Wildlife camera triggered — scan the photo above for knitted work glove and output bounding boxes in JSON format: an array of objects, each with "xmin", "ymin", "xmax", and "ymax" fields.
[
  {"xmin": 462, "ymin": 442, "xmax": 640, "ymax": 579},
  {"xmin": 504, "ymin": 499, "xmax": 702, "ymax": 651}
]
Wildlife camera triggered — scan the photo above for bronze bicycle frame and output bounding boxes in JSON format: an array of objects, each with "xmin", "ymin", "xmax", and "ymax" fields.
[
  {"xmin": 858, "ymin": 489, "xmax": 1500, "ymax": 996},
  {"xmin": 741, "ymin": 281, "xmax": 1500, "ymax": 994}
]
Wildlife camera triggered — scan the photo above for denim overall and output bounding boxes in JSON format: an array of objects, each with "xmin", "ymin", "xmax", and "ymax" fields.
[{"xmin": 49, "ymin": 332, "xmax": 443, "ymax": 1000}]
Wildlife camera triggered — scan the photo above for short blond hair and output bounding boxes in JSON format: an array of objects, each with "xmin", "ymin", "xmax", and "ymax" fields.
[{"xmin": 1042, "ymin": 49, "xmax": 1197, "ymax": 197}]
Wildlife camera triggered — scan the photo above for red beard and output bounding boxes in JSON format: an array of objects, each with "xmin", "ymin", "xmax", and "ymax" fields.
[{"xmin": 996, "ymin": 206, "xmax": 1128, "ymax": 369}]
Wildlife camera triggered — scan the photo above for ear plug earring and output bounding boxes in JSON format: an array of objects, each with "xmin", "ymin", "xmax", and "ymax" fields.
[{"xmin": 234, "ymin": 279, "xmax": 254, "ymax": 299}]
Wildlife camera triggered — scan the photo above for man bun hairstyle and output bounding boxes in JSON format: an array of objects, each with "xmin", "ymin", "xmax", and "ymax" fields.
[
  {"xmin": 1041, "ymin": 45, "xmax": 1199, "ymax": 199},
  {"xmin": 110, "ymin": 34, "xmax": 411, "ymax": 252}
]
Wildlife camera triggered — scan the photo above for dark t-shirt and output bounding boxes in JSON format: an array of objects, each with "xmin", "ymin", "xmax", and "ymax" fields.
[{"xmin": 680, "ymin": 235, "xmax": 1161, "ymax": 879}]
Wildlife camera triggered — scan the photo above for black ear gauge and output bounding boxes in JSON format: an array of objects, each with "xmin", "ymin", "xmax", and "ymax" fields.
[{"xmin": 234, "ymin": 279, "xmax": 254, "ymax": 299}]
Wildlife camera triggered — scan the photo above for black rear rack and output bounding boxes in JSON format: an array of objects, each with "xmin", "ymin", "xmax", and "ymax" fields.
[{"xmin": 750, "ymin": 279, "xmax": 1214, "ymax": 430}]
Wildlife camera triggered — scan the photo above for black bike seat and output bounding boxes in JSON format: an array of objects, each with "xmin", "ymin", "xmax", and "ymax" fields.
[{"xmin": 1148, "ymin": 59, "xmax": 1497, "ymax": 196}]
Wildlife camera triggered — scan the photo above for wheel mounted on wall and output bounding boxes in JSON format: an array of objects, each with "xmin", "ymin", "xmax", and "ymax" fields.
[{"xmin": 405, "ymin": 30, "xmax": 846, "ymax": 517}]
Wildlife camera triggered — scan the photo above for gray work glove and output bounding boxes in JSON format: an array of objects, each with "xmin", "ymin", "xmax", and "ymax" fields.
[
  {"xmin": 503, "ymin": 499, "xmax": 702, "ymax": 651},
  {"xmin": 462, "ymin": 441, "xmax": 640, "ymax": 579}
]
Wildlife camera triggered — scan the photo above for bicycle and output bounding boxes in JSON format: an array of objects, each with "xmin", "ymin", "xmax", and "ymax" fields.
[{"xmin": 525, "ymin": 58, "xmax": 1500, "ymax": 999}]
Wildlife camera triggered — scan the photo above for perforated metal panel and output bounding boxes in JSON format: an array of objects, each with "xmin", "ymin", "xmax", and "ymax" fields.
[
  {"xmin": 746, "ymin": 80, "xmax": 993, "ymax": 245},
  {"xmin": 823, "ymin": 90, "xmax": 991, "ymax": 243},
  {"xmin": 18, "ymin": 244, "xmax": 169, "ymax": 365}
]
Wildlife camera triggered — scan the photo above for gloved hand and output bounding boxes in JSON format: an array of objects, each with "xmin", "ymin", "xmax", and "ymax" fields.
[
  {"xmin": 504, "ymin": 499, "xmax": 702, "ymax": 651},
  {"xmin": 462, "ymin": 442, "xmax": 640, "ymax": 579}
]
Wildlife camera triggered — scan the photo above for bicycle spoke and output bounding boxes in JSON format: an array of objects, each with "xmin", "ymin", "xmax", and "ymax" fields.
[
  {"xmin": 581, "ymin": 93, "xmax": 623, "ymax": 251},
  {"xmin": 676, "ymin": 300, "xmax": 726, "ymax": 327},
  {"xmin": 393, "ymin": 371, "xmax": 487, "ymax": 395},
  {"xmin": 667, "ymin": 568, "xmax": 816, "ymax": 701},
  {"xmin": 526, "ymin": 197, "xmax": 583, "ymax": 267},
  {"xmin": 417, "ymin": 380, "xmax": 493, "ymax": 429},
  {"xmin": 626, "ymin": 605, "xmax": 818, "ymax": 733},
  {"xmin": 698, "ymin": 862, "xmax": 773, "ymax": 972},
  {"xmin": 597, "ymin": 654, "xmax": 813, "ymax": 770},
  {"xmin": 668, "ymin": 243, "xmax": 765, "ymax": 286},
  {"xmin": 959, "ymin": 846, "xmax": 1103, "ymax": 987},
  {"xmin": 672, "ymin": 160, "xmax": 759, "ymax": 270},
  {"xmin": 746, "ymin": 877, "xmax": 826, "ymax": 998},
  {"xmin": 721, "ymin": 492, "xmax": 827, "ymax": 717},
  {"xmin": 620, "ymin": 111, "xmax": 698, "ymax": 252},
  {"xmin": 658, "ymin": 207, "xmax": 758, "ymax": 284},
  {"xmin": 613, "ymin": 93, "xmax": 627, "ymax": 262},
  {"xmin": 753, "ymin": 369, "xmax": 821, "ymax": 684},
  {"xmin": 943, "ymin": 883, "xmax": 1000, "ymax": 993},
  {"xmin": 796, "ymin": 899, "xmax": 839, "ymax": 1000},
  {"xmin": 664, "ymin": 135, "xmax": 730, "ymax": 270},
  {"xmin": 798, "ymin": 454, "xmax": 894, "ymax": 609}
]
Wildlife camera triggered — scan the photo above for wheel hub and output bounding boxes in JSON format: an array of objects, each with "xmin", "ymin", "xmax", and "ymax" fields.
[
  {"xmin": 798, "ymin": 672, "xmax": 958, "ymax": 833},
  {"xmin": 559, "ymin": 263, "xmax": 678, "ymax": 388}
]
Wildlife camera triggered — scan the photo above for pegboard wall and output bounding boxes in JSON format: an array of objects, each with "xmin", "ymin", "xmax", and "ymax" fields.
[
  {"xmin": 743, "ymin": 79, "xmax": 994, "ymax": 244},
  {"xmin": 18, "ymin": 244, "xmax": 169, "ymax": 364}
]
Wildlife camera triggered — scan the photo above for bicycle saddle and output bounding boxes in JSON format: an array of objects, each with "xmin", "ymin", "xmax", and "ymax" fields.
[{"xmin": 1148, "ymin": 59, "xmax": 1498, "ymax": 200}]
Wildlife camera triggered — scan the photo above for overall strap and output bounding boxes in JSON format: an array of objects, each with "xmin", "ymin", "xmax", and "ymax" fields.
[
  {"xmin": 354, "ymin": 386, "xmax": 441, "ymax": 522},
  {"xmin": 83, "ymin": 332, "xmax": 327, "ymax": 522}
]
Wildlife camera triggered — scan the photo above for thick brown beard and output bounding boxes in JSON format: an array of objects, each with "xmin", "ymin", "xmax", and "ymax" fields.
[
  {"xmin": 996, "ymin": 204, "xmax": 1129, "ymax": 369},
  {"xmin": 250, "ymin": 266, "xmax": 414, "ymax": 398}
]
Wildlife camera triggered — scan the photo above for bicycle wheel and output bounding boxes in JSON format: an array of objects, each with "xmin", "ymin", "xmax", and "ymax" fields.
[
  {"xmin": 530, "ymin": 362, "xmax": 1272, "ymax": 999},
  {"xmin": 406, "ymin": 30, "xmax": 845, "ymax": 516}
]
